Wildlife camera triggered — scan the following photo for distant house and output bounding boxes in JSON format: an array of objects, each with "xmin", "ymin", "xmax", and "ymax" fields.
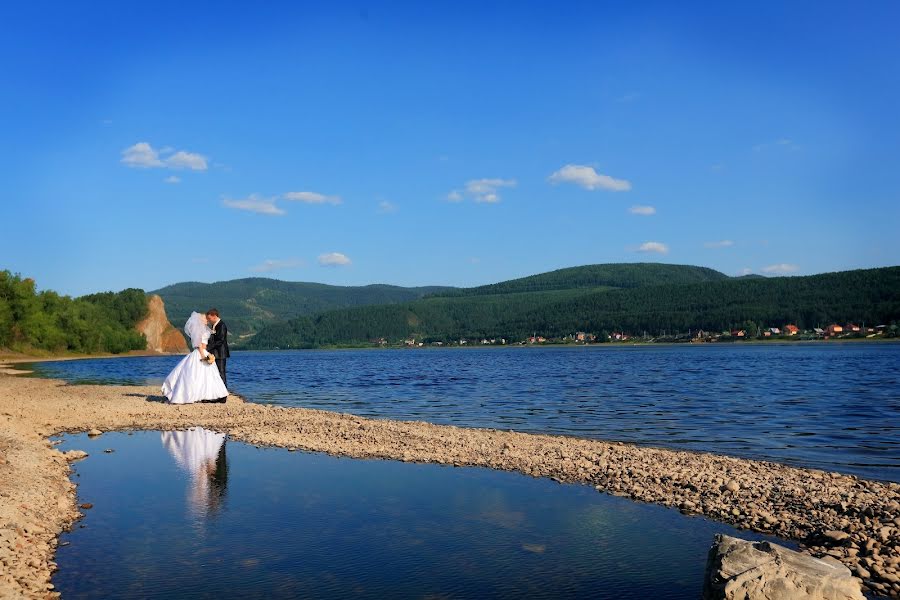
[
  {"xmin": 826, "ymin": 324, "xmax": 843, "ymax": 336},
  {"xmin": 813, "ymin": 327, "xmax": 825, "ymax": 336},
  {"xmin": 784, "ymin": 324, "xmax": 799, "ymax": 336},
  {"xmin": 574, "ymin": 332, "xmax": 594, "ymax": 342},
  {"xmin": 731, "ymin": 330, "xmax": 746, "ymax": 337},
  {"xmin": 528, "ymin": 336, "xmax": 547, "ymax": 344},
  {"xmin": 769, "ymin": 327, "xmax": 781, "ymax": 335},
  {"xmin": 845, "ymin": 324, "xmax": 861, "ymax": 333}
]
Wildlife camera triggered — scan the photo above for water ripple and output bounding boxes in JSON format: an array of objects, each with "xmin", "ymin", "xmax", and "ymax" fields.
[{"xmin": 28, "ymin": 343, "xmax": 900, "ymax": 481}]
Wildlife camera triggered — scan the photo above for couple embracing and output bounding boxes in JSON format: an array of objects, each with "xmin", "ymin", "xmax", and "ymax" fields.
[{"xmin": 162, "ymin": 308, "xmax": 231, "ymax": 405}]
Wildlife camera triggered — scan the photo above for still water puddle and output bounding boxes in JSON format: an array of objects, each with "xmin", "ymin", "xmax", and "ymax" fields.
[{"xmin": 54, "ymin": 430, "xmax": 789, "ymax": 599}]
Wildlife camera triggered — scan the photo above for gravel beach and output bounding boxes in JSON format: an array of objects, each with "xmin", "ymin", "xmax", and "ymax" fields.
[{"xmin": 1, "ymin": 363, "xmax": 898, "ymax": 598}]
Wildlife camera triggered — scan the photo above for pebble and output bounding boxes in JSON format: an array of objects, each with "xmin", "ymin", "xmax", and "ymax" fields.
[{"xmin": 822, "ymin": 530, "xmax": 852, "ymax": 545}]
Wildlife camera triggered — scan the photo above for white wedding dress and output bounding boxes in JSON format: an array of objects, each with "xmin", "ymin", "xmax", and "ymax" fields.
[{"xmin": 161, "ymin": 312, "xmax": 229, "ymax": 404}]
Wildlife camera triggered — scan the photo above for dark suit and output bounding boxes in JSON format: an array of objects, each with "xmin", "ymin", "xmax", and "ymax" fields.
[{"xmin": 207, "ymin": 320, "xmax": 230, "ymax": 387}]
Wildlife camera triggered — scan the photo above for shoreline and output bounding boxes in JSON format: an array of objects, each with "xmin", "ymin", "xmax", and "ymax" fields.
[
  {"xmin": 1, "ymin": 364, "xmax": 898, "ymax": 597},
  {"xmin": 4, "ymin": 336, "xmax": 897, "ymax": 364},
  {"xmin": 243, "ymin": 337, "xmax": 900, "ymax": 352}
]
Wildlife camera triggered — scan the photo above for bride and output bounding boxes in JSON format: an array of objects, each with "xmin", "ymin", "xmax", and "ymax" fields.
[{"xmin": 162, "ymin": 312, "xmax": 229, "ymax": 404}]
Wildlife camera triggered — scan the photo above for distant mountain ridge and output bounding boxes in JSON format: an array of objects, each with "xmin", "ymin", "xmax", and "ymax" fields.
[
  {"xmin": 431, "ymin": 263, "xmax": 728, "ymax": 297},
  {"xmin": 153, "ymin": 277, "xmax": 453, "ymax": 338},
  {"xmin": 242, "ymin": 265, "xmax": 900, "ymax": 349}
]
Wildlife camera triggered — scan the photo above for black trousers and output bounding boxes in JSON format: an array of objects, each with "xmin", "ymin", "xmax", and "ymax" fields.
[{"xmin": 216, "ymin": 358, "xmax": 227, "ymax": 388}]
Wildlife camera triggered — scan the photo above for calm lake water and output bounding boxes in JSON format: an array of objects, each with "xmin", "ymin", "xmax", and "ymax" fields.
[
  {"xmin": 29, "ymin": 344, "xmax": 900, "ymax": 481},
  {"xmin": 53, "ymin": 430, "xmax": 789, "ymax": 600}
]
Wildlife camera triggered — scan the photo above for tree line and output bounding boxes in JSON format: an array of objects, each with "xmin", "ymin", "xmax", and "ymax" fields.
[
  {"xmin": 243, "ymin": 266, "xmax": 900, "ymax": 349},
  {"xmin": 0, "ymin": 271, "xmax": 148, "ymax": 354}
]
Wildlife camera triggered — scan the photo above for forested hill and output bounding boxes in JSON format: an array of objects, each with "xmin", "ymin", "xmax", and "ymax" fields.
[
  {"xmin": 431, "ymin": 263, "xmax": 728, "ymax": 297},
  {"xmin": 243, "ymin": 266, "xmax": 900, "ymax": 349},
  {"xmin": 153, "ymin": 278, "xmax": 453, "ymax": 338},
  {"xmin": 0, "ymin": 271, "xmax": 149, "ymax": 354}
]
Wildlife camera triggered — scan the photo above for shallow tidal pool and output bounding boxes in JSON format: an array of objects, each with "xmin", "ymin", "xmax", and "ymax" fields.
[{"xmin": 53, "ymin": 430, "xmax": 789, "ymax": 599}]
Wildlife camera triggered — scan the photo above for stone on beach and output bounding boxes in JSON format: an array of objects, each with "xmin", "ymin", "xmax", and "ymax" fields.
[
  {"xmin": 62, "ymin": 450, "xmax": 88, "ymax": 462},
  {"xmin": 87, "ymin": 429, "xmax": 102, "ymax": 437},
  {"xmin": 703, "ymin": 534, "xmax": 865, "ymax": 600}
]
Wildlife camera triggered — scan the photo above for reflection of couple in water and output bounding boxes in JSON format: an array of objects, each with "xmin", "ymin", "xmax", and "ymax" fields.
[{"xmin": 161, "ymin": 427, "xmax": 228, "ymax": 517}]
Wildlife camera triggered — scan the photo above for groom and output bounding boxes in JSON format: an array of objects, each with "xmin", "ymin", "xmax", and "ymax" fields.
[{"xmin": 205, "ymin": 308, "xmax": 230, "ymax": 402}]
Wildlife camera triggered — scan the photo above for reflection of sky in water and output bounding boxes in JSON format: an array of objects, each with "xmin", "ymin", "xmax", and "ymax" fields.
[
  {"xmin": 54, "ymin": 431, "xmax": 791, "ymax": 599},
  {"xmin": 29, "ymin": 344, "xmax": 900, "ymax": 480}
]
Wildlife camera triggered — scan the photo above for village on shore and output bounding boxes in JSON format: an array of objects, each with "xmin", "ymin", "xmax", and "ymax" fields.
[{"xmin": 369, "ymin": 322, "xmax": 900, "ymax": 348}]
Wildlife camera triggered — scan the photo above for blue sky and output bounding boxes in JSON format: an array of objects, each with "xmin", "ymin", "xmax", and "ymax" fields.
[{"xmin": 2, "ymin": 1, "xmax": 899, "ymax": 296}]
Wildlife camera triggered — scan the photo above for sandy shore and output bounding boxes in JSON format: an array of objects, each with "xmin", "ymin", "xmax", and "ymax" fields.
[{"xmin": 1, "ymin": 364, "xmax": 899, "ymax": 598}]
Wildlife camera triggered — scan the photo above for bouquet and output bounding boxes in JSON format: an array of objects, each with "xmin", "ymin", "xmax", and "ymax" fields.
[{"xmin": 200, "ymin": 353, "xmax": 216, "ymax": 365}]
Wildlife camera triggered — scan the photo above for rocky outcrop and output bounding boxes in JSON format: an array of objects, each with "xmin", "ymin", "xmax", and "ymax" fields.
[
  {"xmin": 135, "ymin": 294, "xmax": 187, "ymax": 353},
  {"xmin": 704, "ymin": 534, "xmax": 865, "ymax": 600}
]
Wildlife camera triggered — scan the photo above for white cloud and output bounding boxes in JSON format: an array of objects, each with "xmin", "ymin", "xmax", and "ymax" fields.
[
  {"xmin": 377, "ymin": 200, "xmax": 397, "ymax": 213},
  {"xmin": 446, "ymin": 179, "xmax": 516, "ymax": 204},
  {"xmin": 628, "ymin": 205, "xmax": 656, "ymax": 216},
  {"xmin": 548, "ymin": 164, "xmax": 631, "ymax": 191},
  {"xmin": 121, "ymin": 142, "xmax": 163, "ymax": 168},
  {"xmin": 283, "ymin": 191, "xmax": 342, "ymax": 205},
  {"xmin": 164, "ymin": 175, "xmax": 181, "ymax": 184},
  {"xmin": 738, "ymin": 267, "xmax": 753, "ymax": 276},
  {"xmin": 165, "ymin": 150, "xmax": 208, "ymax": 171},
  {"xmin": 223, "ymin": 194, "xmax": 285, "ymax": 216},
  {"xmin": 318, "ymin": 252, "xmax": 351, "ymax": 267},
  {"xmin": 704, "ymin": 240, "xmax": 734, "ymax": 249},
  {"xmin": 121, "ymin": 142, "xmax": 208, "ymax": 171},
  {"xmin": 762, "ymin": 263, "xmax": 799, "ymax": 275},
  {"xmin": 460, "ymin": 178, "xmax": 516, "ymax": 203},
  {"xmin": 250, "ymin": 258, "xmax": 306, "ymax": 272},
  {"xmin": 636, "ymin": 241, "xmax": 669, "ymax": 255}
]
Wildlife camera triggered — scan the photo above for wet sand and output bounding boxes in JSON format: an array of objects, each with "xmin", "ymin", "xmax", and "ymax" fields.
[{"xmin": 1, "ymin": 364, "xmax": 898, "ymax": 598}]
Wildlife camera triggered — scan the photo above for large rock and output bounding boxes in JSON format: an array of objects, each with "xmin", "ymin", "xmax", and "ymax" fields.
[
  {"xmin": 703, "ymin": 534, "xmax": 865, "ymax": 600},
  {"xmin": 135, "ymin": 294, "xmax": 188, "ymax": 353}
]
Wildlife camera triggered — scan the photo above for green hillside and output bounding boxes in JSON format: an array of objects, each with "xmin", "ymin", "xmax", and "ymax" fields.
[
  {"xmin": 244, "ymin": 266, "xmax": 900, "ymax": 349},
  {"xmin": 432, "ymin": 263, "xmax": 728, "ymax": 297},
  {"xmin": 153, "ymin": 278, "xmax": 453, "ymax": 339},
  {"xmin": 0, "ymin": 271, "xmax": 148, "ymax": 354}
]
